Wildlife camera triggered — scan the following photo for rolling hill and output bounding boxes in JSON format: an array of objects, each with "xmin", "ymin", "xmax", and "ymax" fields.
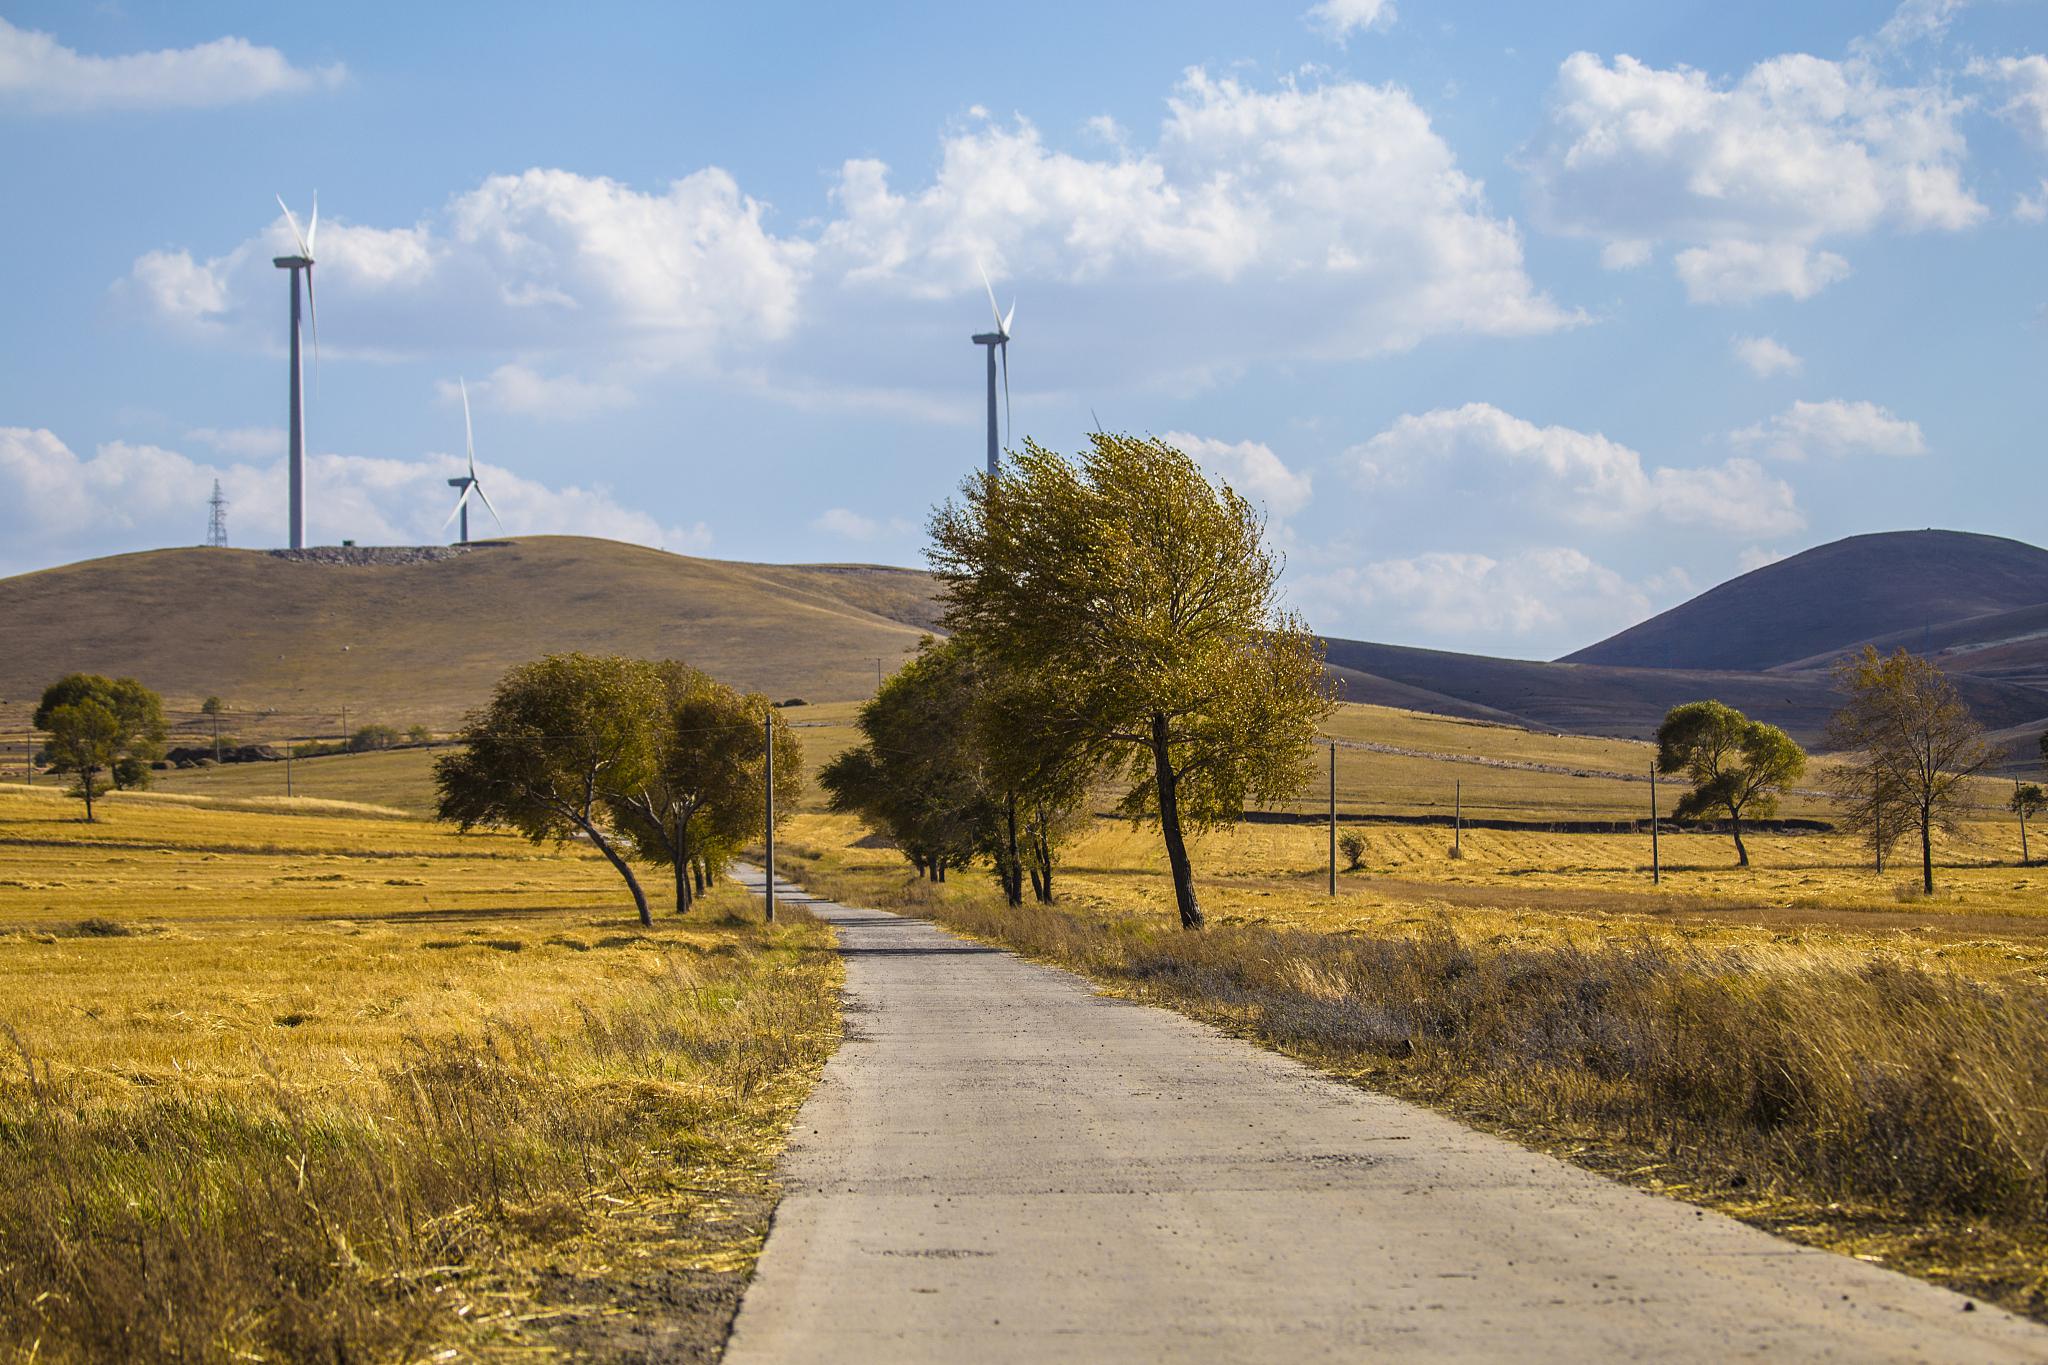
[
  {"xmin": 0, "ymin": 537, "xmax": 942, "ymax": 732},
  {"xmin": 1563, "ymin": 531, "xmax": 2048, "ymax": 672}
]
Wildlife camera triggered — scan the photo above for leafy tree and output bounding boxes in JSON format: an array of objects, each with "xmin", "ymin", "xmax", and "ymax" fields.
[
  {"xmin": 1824, "ymin": 647, "xmax": 1992, "ymax": 895},
  {"xmin": 434, "ymin": 653, "xmax": 663, "ymax": 925},
  {"xmin": 930, "ymin": 433, "xmax": 1334, "ymax": 928},
  {"xmin": 34, "ymin": 674, "xmax": 168, "ymax": 819},
  {"xmin": 1655, "ymin": 700, "xmax": 1806, "ymax": 868},
  {"xmin": 348, "ymin": 724, "xmax": 403, "ymax": 752},
  {"xmin": 39, "ymin": 701, "xmax": 121, "ymax": 821},
  {"xmin": 1339, "ymin": 830, "xmax": 1368, "ymax": 871},
  {"xmin": 406, "ymin": 724, "xmax": 432, "ymax": 744},
  {"xmin": 2012, "ymin": 783, "xmax": 2046, "ymax": 867},
  {"xmin": 605, "ymin": 663, "xmax": 801, "ymax": 915},
  {"xmin": 201, "ymin": 695, "xmax": 226, "ymax": 761},
  {"xmin": 822, "ymin": 640, "xmax": 997, "ymax": 885}
]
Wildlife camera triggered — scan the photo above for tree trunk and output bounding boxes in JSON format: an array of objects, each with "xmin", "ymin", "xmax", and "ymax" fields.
[
  {"xmin": 581, "ymin": 821, "xmax": 652, "ymax": 926},
  {"xmin": 1002, "ymin": 794, "xmax": 1023, "ymax": 907},
  {"xmin": 1151, "ymin": 713, "xmax": 1203, "ymax": 930},
  {"xmin": 81, "ymin": 767, "xmax": 96, "ymax": 823},
  {"xmin": 673, "ymin": 815, "xmax": 692, "ymax": 915},
  {"xmin": 1921, "ymin": 805, "xmax": 1935, "ymax": 895},
  {"xmin": 1729, "ymin": 812, "xmax": 1749, "ymax": 868}
]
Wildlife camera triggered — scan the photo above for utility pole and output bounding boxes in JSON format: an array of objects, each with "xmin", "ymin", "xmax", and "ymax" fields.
[
  {"xmin": 206, "ymin": 478, "xmax": 229, "ymax": 547},
  {"xmin": 2019, "ymin": 780, "xmax": 2032, "ymax": 867},
  {"xmin": 23, "ymin": 733, "xmax": 32, "ymax": 786},
  {"xmin": 763, "ymin": 708, "xmax": 776, "ymax": 924},
  {"xmin": 1650, "ymin": 761, "xmax": 1661, "ymax": 885},
  {"xmin": 876, "ymin": 657, "xmax": 883, "ymax": 691},
  {"xmin": 1327, "ymin": 741, "xmax": 1336, "ymax": 896},
  {"xmin": 286, "ymin": 739, "xmax": 294, "ymax": 798},
  {"xmin": 340, "ymin": 704, "xmax": 347, "ymax": 739},
  {"xmin": 1453, "ymin": 780, "xmax": 1462, "ymax": 858}
]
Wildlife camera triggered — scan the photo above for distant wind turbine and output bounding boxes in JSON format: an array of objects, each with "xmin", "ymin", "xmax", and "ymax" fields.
[
  {"xmin": 971, "ymin": 261, "xmax": 1015, "ymax": 477},
  {"xmin": 273, "ymin": 193, "xmax": 319, "ymax": 550},
  {"xmin": 443, "ymin": 378, "xmax": 503, "ymax": 546}
]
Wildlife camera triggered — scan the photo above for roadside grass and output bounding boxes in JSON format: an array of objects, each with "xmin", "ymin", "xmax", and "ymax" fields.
[
  {"xmin": 781, "ymin": 810, "xmax": 2048, "ymax": 1318},
  {"xmin": 0, "ymin": 785, "xmax": 841, "ymax": 1362}
]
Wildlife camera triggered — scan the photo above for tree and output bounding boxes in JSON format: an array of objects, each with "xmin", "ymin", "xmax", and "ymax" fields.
[
  {"xmin": 604, "ymin": 664, "xmax": 801, "ymax": 915},
  {"xmin": 435, "ymin": 653, "xmax": 663, "ymax": 925},
  {"xmin": 1824, "ymin": 751, "xmax": 1912, "ymax": 873},
  {"xmin": 822, "ymin": 640, "xmax": 999, "ymax": 886},
  {"xmin": 929, "ymin": 433, "xmax": 1334, "ymax": 929},
  {"xmin": 34, "ymin": 674, "xmax": 168, "ymax": 819},
  {"xmin": 348, "ymin": 724, "xmax": 403, "ymax": 752},
  {"xmin": 39, "ymin": 701, "xmax": 121, "ymax": 821},
  {"xmin": 1339, "ymin": 830, "xmax": 1368, "ymax": 871},
  {"xmin": 2010, "ymin": 783, "xmax": 2044, "ymax": 867},
  {"xmin": 1655, "ymin": 700, "xmax": 1806, "ymax": 868},
  {"xmin": 201, "ymin": 695, "xmax": 225, "ymax": 762},
  {"xmin": 1824, "ymin": 647, "xmax": 1993, "ymax": 895}
]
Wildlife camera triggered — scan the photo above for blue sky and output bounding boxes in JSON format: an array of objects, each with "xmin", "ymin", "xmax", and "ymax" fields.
[{"xmin": 1, "ymin": 0, "xmax": 2043, "ymax": 659}]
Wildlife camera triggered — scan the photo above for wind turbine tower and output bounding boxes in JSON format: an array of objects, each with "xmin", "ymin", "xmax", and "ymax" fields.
[
  {"xmin": 443, "ymin": 379, "xmax": 503, "ymax": 545},
  {"xmin": 273, "ymin": 194, "xmax": 318, "ymax": 549},
  {"xmin": 970, "ymin": 263, "xmax": 1015, "ymax": 477}
]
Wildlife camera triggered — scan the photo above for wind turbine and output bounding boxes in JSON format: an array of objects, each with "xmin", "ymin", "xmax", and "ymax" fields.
[
  {"xmin": 971, "ymin": 262, "xmax": 1015, "ymax": 478},
  {"xmin": 443, "ymin": 379, "xmax": 503, "ymax": 546},
  {"xmin": 273, "ymin": 194, "xmax": 318, "ymax": 550}
]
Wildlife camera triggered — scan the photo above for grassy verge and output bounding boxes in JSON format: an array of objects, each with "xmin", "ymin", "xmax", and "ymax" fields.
[
  {"xmin": 782, "ymin": 839, "xmax": 2048, "ymax": 1320},
  {"xmin": 0, "ymin": 786, "xmax": 841, "ymax": 1362}
]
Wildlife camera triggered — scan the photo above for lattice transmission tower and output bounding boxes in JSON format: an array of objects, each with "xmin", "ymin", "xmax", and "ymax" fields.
[{"xmin": 206, "ymin": 479, "xmax": 229, "ymax": 547}]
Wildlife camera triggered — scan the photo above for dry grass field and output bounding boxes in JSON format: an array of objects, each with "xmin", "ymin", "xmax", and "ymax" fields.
[{"xmin": 0, "ymin": 783, "xmax": 840, "ymax": 1362}]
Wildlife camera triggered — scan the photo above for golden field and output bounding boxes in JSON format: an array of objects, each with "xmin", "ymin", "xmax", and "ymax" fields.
[{"xmin": 0, "ymin": 783, "xmax": 839, "ymax": 1362}]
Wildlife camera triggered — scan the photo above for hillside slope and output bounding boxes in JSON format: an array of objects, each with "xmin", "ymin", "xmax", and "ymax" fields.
[
  {"xmin": 0, "ymin": 538, "xmax": 942, "ymax": 729},
  {"xmin": 1564, "ymin": 531, "xmax": 2048, "ymax": 672}
]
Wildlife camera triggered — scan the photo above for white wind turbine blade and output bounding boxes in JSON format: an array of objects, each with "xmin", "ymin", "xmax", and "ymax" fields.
[
  {"xmin": 442, "ymin": 482, "xmax": 474, "ymax": 530},
  {"xmin": 304, "ymin": 263, "xmax": 319, "ymax": 392},
  {"xmin": 473, "ymin": 478, "xmax": 504, "ymax": 531},
  {"xmin": 277, "ymin": 195, "xmax": 309, "ymax": 257},
  {"xmin": 976, "ymin": 259, "xmax": 1006, "ymax": 335},
  {"xmin": 1002, "ymin": 298, "xmax": 1016, "ymax": 335},
  {"xmin": 305, "ymin": 191, "xmax": 318, "ymax": 258},
  {"xmin": 459, "ymin": 377, "xmax": 476, "ymax": 475}
]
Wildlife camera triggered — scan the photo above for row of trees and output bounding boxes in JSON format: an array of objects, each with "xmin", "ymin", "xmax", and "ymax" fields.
[
  {"xmin": 1657, "ymin": 646, "xmax": 2002, "ymax": 893},
  {"xmin": 434, "ymin": 653, "xmax": 800, "ymax": 925},
  {"xmin": 827, "ymin": 433, "xmax": 1335, "ymax": 929}
]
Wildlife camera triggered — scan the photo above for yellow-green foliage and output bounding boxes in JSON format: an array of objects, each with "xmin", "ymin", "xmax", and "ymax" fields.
[{"xmin": 0, "ymin": 784, "xmax": 840, "ymax": 1360}]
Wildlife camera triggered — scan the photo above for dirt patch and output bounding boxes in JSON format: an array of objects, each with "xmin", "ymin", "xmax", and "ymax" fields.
[{"xmin": 526, "ymin": 1190, "xmax": 773, "ymax": 1363}]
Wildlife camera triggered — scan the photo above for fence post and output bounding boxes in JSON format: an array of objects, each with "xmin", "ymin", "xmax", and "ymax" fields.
[
  {"xmin": 1650, "ymin": 762, "xmax": 1660, "ymax": 886},
  {"xmin": 764, "ymin": 708, "xmax": 776, "ymax": 924}
]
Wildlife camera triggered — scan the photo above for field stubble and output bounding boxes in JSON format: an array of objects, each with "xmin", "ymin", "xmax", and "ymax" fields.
[{"xmin": 0, "ymin": 784, "xmax": 840, "ymax": 1362}]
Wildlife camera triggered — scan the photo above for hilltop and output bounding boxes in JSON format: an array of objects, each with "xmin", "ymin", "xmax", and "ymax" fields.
[
  {"xmin": 1564, "ymin": 530, "xmax": 2048, "ymax": 672},
  {"xmin": 0, "ymin": 537, "xmax": 941, "ymax": 730}
]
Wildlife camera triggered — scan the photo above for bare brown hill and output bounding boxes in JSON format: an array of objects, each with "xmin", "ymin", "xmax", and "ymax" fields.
[
  {"xmin": 1318, "ymin": 636, "xmax": 2048, "ymax": 746},
  {"xmin": 0, "ymin": 537, "xmax": 941, "ymax": 731},
  {"xmin": 1564, "ymin": 530, "xmax": 2048, "ymax": 672}
]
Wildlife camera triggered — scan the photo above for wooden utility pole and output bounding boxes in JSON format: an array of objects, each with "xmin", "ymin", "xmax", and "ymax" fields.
[
  {"xmin": 1453, "ymin": 780, "xmax": 1462, "ymax": 858},
  {"xmin": 764, "ymin": 708, "xmax": 776, "ymax": 924},
  {"xmin": 1650, "ymin": 761, "xmax": 1661, "ymax": 885},
  {"xmin": 1327, "ymin": 742, "xmax": 1336, "ymax": 896},
  {"xmin": 24, "ymin": 734, "xmax": 33, "ymax": 786},
  {"xmin": 285, "ymin": 739, "xmax": 294, "ymax": 798},
  {"xmin": 2018, "ymin": 780, "xmax": 2032, "ymax": 867}
]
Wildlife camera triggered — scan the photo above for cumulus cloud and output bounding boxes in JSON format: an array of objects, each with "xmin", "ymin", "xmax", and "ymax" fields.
[
  {"xmin": 0, "ymin": 17, "xmax": 344, "ymax": 112},
  {"xmin": 1738, "ymin": 545, "xmax": 1787, "ymax": 572},
  {"xmin": 1974, "ymin": 54, "xmax": 2048, "ymax": 147},
  {"xmin": 1524, "ymin": 50, "xmax": 1985, "ymax": 303},
  {"xmin": 1730, "ymin": 398, "xmax": 1927, "ymax": 460},
  {"xmin": 1347, "ymin": 402, "xmax": 1803, "ymax": 536},
  {"xmin": 125, "ymin": 67, "xmax": 1574, "ymax": 419},
  {"xmin": 1160, "ymin": 431, "xmax": 1312, "ymax": 518},
  {"xmin": 2019, "ymin": 181, "xmax": 2048, "ymax": 224},
  {"xmin": 0, "ymin": 427, "xmax": 708, "ymax": 574},
  {"xmin": 1305, "ymin": 0, "xmax": 1396, "ymax": 41},
  {"xmin": 456, "ymin": 364, "xmax": 636, "ymax": 420},
  {"xmin": 1298, "ymin": 547, "xmax": 1653, "ymax": 642},
  {"xmin": 1732, "ymin": 335, "xmax": 1803, "ymax": 377}
]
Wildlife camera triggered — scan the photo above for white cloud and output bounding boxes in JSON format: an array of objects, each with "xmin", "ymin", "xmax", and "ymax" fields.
[
  {"xmin": 458, "ymin": 364, "xmax": 635, "ymax": 420},
  {"xmin": 1730, "ymin": 399, "xmax": 1928, "ymax": 460},
  {"xmin": 0, "ymin": 17, "xmax": 344, "ymax": 112},
  {"xmin": 1160, "ymin": 431, "xmax": 1312, "ymax": 518},
  {"xmin": 812, "ymin": 507, "xmax": 881, "ymax": 540},
  {"xmin": 124, "ymin": 69, "xmax": 1572, "ymax": 415},
  {"xmin": 1347, "ymin": 402, "xmax": 1803, "ymax": 536},
  {"xmin": 1738, "ymin": 545, "xmax": 1787, "ymax": 572},
  {"xmin": 1300, "ymin": 547, "xmax": 1651, "ymax": 641},
  {"xmin": 0, "ymin": 427, "xmax": 708, "ymax": 573},
  {"xmin": 1867, "ymin": 0, "xmax": 1968, "ymax": 52},
  {"xmin": 1732, "ymin": 334, "xmax": 1803, "ymax": 377},
  {"xmin": 1974, "ymin": 54, "xmax": 2048, "ymax": 147},
  {"xmin": 2019, "ymin": 180, "xmax": 2048, "ymax": 224},
  {"xmin": 1525, "ymin": 50, "xmax": 1985, "ymax": 304},
  {"xmin": 1305, "ymin": 0, "xmax": 1396, "ymax": 42}
]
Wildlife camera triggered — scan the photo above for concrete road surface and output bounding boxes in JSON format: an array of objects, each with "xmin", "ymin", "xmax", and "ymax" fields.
[{"xmin": 722, "ymin": 868, "xmax": 2048, "ymax": 1363}]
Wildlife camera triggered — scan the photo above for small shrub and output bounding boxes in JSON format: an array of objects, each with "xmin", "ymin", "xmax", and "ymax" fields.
[
  {"xmin": 70, "ymin": 918, "xmax": 130, "ymax": 937},
  {"xmin": 348, "ymin": 724, "xmax": 404, "ymax": 753},
  {"xmin": 1338, "ymin": 830, "xmax": 1367, "ymax": 871}
]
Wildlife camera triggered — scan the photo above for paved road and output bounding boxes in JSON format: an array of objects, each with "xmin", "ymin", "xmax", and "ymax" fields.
[{"xmin": 722, "ymin": 869, "xmax": 2048, "ymax": 1363}]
